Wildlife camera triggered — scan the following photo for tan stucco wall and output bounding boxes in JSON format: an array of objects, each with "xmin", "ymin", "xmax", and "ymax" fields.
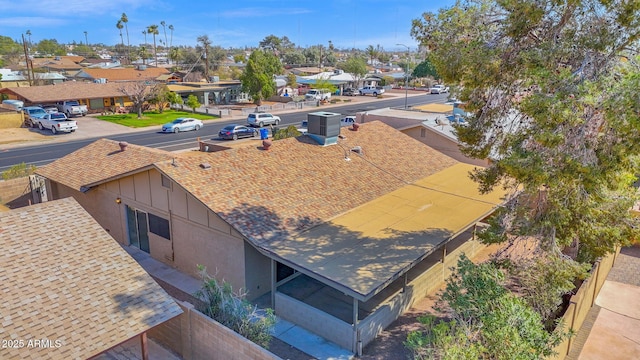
[
  {"xmin": 46, "ymin": 168, "xmax": 251, "ymax": 296},
  {"xmin": 244, "ymin": 243, "xmax": 272, "ymax": 300},
  {"xmin": 402, "ymin": 127, "xmax": 491, "ymax": 167},
  {"xmin": 0, "ymin": 111, "xmax": 24, "ymax": 128}
]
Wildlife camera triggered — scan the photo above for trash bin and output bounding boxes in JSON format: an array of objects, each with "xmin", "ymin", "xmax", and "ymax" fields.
[{"xmin": 260, "ymin": 128, "xmax": 269, "ymax": 140}]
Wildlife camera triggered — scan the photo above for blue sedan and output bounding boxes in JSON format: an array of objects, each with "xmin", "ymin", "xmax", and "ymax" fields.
[
  {"xmin": 218, "ymin": 124, "xmax": 257, "ymax": 140},
  {"xmin": 161, "ymin": 118, "xmax": 203, "ymax": 133}
]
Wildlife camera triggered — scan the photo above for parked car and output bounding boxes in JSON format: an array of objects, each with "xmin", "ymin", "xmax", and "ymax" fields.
[
  {"xmin": 305, "ymin": 89, "xmax": 332, "ymax": 101},
  {"xmin": 55, "ymin": 100, "xmax": 88, "ymax": 117},
  {"xmin": 218, "ymin": 124, "xmax": 258, "ymax": 140},
  {"xmin": 358, "ymin": 86, "xmax": 385, "ymax": 96},
  {"xmin": 2, "ymin": 99, "xmax": 24, "ymax": 110},
  {"xmin": 161, "ymin": 118, "xmax": 203, "ymax": 133},
  {"xmin": 22, "ymin": 106, "xmax": 48, "ymax": 128},
  {"xmin": 341, "ymin": 116, "xmax": 356, "ymax": 127},
  {"xmin": 40, "ymin": 104, "xmax": 59, "ymax": 114},
  {"xmin": 342, "ymin": 88, "xmax": 357, "ymax": 96},
  {"xmin": 36, "ymin": 112, "xmax": 78, "ymax": 134},
  {"xmin": 247, "ymin": 112, "xmax": 281, "ymax": 127},
  {"xmin": 430, "ymin": 84, "xmax": 449, "ymax": 94}
]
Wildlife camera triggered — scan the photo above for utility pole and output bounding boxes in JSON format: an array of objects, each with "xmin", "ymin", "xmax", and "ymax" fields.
[
  {"xmin": 22, "ymin": 34, "xmax": 32, "ymax": 86},
  {"xmin": 397, "ymin": 44, "xmax": 410, "ymax": 109},
  {"xmin": 203, "ymin": 45, "xmax": 209, "ymax": 83}
]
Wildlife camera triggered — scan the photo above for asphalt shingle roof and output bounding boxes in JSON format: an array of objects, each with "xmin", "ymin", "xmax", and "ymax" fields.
[
  {"xmin": 36, "ymin": 138, "xmax": 174, "ymax": 191},
  {"xmin": 156, "ymin": 121, "xmax": 459, "ymax": 245},
  {"xmin": 0, "ymin": 197, "xmax": 182, "ymax": 359},
  {"xmin": 4, "ymin": 82, "xmax": 146, "ymax": 103},
  {"xmin": 79, "ymin": 67, "xmax": 169, "ymax": 82}
]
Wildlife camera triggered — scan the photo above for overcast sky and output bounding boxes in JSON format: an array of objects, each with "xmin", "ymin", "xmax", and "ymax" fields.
[{"xmin": 0, "ymin": 0, "xmax": 455, "ymax": 50}]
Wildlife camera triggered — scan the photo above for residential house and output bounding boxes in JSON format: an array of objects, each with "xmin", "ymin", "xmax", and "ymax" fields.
[
  {"xmin": 297, "ymin": 69, "xmax": 357, "ymax": 95},
  {"xmin": 167, "ymin": 81, "xmax": 243, "ymax": 106},
  {"xmin": 74, "ymin": 67, "xmax": 170, "ymax": 83},
  {"xmin": 28, "ymin": 56, "xmax": 84, "ymax": 75},
  {"xmin": 0, "ymin": 82, "xmax": 143, "ymax": 113},
  {"xmin": 358, "ymin": 106, "xmax": 491, "ymax": 167},
  {"xmin": 0, "ymin": 197, "xmax": 182, "ymax": 359},
  {"xmin": 35, "ymin": 119, "xmax": 506, "ymax": 354}
]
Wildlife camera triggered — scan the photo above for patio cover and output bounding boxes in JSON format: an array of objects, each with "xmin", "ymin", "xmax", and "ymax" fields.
[
  {"xmin": 267, "ymin": 163, "xmax": 506, "ymax": 300},
  {"xmin": 0, "ymin": 197, "xmax": 182, "ymax": 359}
]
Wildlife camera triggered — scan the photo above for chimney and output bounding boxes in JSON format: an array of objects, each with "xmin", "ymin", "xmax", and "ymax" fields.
[{"xmin": 118, "ymin": 141, "xmax": 128, "ymax": 151}]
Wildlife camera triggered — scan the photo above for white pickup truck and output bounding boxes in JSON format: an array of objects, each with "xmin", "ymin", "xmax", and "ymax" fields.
[
  {"xmin": 36, "ymin": 112, "xmax": 78, "ymax": 134},
  {"xmin": 358, "ymin": 86, "xmax": 385, "ymax": 96},
  {"xmin": 56, "ymin": 100, "xmax": 88, "ymax": 118}
]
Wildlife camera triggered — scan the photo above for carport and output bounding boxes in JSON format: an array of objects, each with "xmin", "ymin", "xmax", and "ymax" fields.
[{"xmin": 261, "ymin": 163, "xmax": 506, "ymax": 354}]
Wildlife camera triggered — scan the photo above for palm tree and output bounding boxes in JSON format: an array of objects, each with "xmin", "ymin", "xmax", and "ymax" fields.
[
  {"xmin": 168, "ymin": 25, "xmax": 174, "ymax": 49},
  {"xmin": 147, "ymin": 24, "xmax": 159, "ymax": 66},
  {"xmin": 84, "ymin": 31, "xmax": 88, "ymax": 46},
  {"xmin": 142, "ymin": 30, "xmax": 147, "ymax": 46},
  {"xmin": 25, "ymin": 30, "xmax": 32, "ymax": 48},
  {"xmin": 116, "ymin": 21, "xmax": 124, "ymax": 59},
  {"xmin": 168, "ymin": 25, "xmax": 174, "ymax": 64},
  {"xmin": 160, "ymin": 21, "xmax": 168, "ymax": 52},
  {"xmin": 139, "ymin": 46, "xmax": 149, "ymax": 65},
  {"xmin": 120, "ymin": 13, "xmax": 130, "ymax": 64}
]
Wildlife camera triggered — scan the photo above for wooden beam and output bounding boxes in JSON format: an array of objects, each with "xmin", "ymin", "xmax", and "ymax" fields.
[{"xmin": 140, "ymin": 332, "xmax": 149, "ymax": 360}]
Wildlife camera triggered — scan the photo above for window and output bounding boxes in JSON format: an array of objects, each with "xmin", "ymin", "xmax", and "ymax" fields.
[
  {"xmin": 148, "ymin": 213, "xmax": 171, "ymax": 240},
  {"xmin": 420, "ymin": 128, "xmax": 426, "ymax": 138},
  {"xmin": 161, "ymin": 174, "xmax": 171, "ymax": 188}
]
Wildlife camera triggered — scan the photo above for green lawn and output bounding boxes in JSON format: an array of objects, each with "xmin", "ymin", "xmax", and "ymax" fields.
[{"xmin": 96, "ymin": 110, "xmax": 217, "ymax": 128}]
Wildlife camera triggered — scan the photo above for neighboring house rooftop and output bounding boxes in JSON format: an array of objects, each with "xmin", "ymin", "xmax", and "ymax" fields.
[
  {"xmin": 0, "ymin": 82, "xmax": 152, "ymax": 104},
  {"xmin": 0, "ymin": 197, "xmax": 182, "ymax": 359},
  {"xmin": 36, "ymin": 139, "xmax": 174, "ymax": 192},
  {"xmin": 77, "ymin": 67, "xmax": 170, "ymax": 82}
]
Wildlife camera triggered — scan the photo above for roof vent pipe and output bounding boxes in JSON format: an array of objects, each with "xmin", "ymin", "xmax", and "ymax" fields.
[{"xmin": 118, "ymin": 141, "xmax": 128, "ymax": 151}]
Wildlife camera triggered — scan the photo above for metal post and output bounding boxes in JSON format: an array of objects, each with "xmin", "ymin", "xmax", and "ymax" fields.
[{"xmin": 397, "ymin": 43, "xmax": 410, "ymax": 109}]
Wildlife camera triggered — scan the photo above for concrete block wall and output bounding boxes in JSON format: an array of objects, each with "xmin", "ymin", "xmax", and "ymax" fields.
[
  {"xmin": 0, "ymin": 177, "xmax": 31, "ymax": 204},
  {"xmin": 149, "ymin": 300, "xmax": 280, "ymax": 360},
  {"xmin": 275, "ymin": 292, "xmax": 354, "ymax": 351}
]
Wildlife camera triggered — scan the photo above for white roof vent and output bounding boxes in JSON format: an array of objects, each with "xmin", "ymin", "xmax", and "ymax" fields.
[{"xmin": 351, "ymin": 146, "xmax": 363, "ymax": 155}]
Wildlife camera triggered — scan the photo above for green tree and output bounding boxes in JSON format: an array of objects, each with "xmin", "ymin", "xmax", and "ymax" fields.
[
  {"xmin": 412, "ymin": 59, "xmax": 438, "ymax": 79},
  {"xmin": 406, "ymin": 255, "xmax": 565, "ymax": 359},
  {"xmin": 365, "ymin": 44, "xmax": 379, "ymax": 65},
  {"xmin": 259, "ymin": 34, "xmax": 282, "ymax": 53},
  {"xmin": 273, "ymin": 125, "xmax": 302, "ymax": 140},
  {"xmin": 286, "ymin": 73, "xmax": 297, "ymax": 88},
  {"xmin": 338, "ymin": 55, "xmax": 367, "ymax": 87},
  {"xmin": 282, "ymin": 50, "xmax": 306, "ymax": 65},
  {"xmin": 147, "ymin": 84, "xmax": 173, "ymax": 113},
  {"xmin": 411, "ymin": 0, "xmax": 640, "ymax": 262},
  {"xmin": 35, "ymin": 39, "xmax": 65, "ymax": 56},
  {"xmin": 239, "ymin": 50, "xmax": 283, "ymax": 105},
  {"xmin": 2, "ymin": 163, "xmax": 36, "ymax": 180},
  {"xmin": 117, "ymin": 82, "xmax": 158, "ymax": 119},
  {"xmin": 186, "ymin": 94, "xmax": 201, "ymax": 113}
]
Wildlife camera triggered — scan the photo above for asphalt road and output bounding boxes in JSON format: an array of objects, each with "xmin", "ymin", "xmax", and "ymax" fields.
[{"xmin": 0, "ymin": 93, "xmax": 448, "ymax": 172}]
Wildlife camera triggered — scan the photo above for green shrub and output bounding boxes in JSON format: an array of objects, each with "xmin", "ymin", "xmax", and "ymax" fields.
[
  {"xmin": 273, "ymin": 125, "xmax": 302, "ymax": 140},
  {"xmin": 2, "ymin": 162, "xmax": 36, "ymax": 180},
  {"xmin": 195, "ymin": 266, "xmax": 276, "ymax": 348}
]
